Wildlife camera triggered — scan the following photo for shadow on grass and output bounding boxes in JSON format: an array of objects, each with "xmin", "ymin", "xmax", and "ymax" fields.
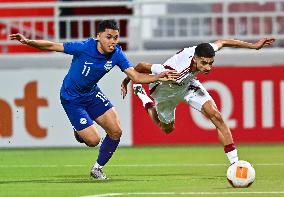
[
  {"xmin": 0, "ymin": 175, "xmax": 147, "ymax": 184},
  {"xmin": 0, "ymin": 173, "xmax": 225, "ymax": 185},
  {"xmin": 120, "ymin": 172, "xmax": 224, "ymax": 179}
]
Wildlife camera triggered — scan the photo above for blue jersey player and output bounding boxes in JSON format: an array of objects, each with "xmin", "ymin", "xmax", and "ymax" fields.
[{"xmin": 10, "ymin": 20, "xmax": 177, "ymax": 180}]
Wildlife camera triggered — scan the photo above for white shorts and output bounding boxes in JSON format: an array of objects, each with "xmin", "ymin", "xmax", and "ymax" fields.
[{"xmin": 151, "ymin": 79, "xmax": 212, "ymax": 124}]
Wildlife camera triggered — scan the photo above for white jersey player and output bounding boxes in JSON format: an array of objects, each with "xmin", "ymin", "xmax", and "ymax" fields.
[{"xmin": 121, "ymin": 38, "xmax": 275, "ymax": 165}]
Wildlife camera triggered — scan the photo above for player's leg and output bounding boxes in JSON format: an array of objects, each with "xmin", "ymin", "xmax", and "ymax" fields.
[
  {"xmin": 146, "ymin": 106, "xmax": 175, "ymax": 133},
  {"xmin": 76, "ymin": 125, "xmax": 101, "ymax": 147},
  {"xmin": 133, "ymin": 84, "xmax": 175, "ymax": 133},
  {"xmin": 201, "ymin": 100, "xmax": 238, "ymax": 164},
  {"xmin": 184, "ymin": 80, "xmax": 238, "ymax": 164},
  {"xmin": 201, "ymin": 100, "xmax": 233, "ymax": 145},
  {"xmin": 200, "ymin": 110, "xmax": 226, "ymax": 145},
  {"xmin": 60, "ymin": 98, "xmax": 101, "ymax": 146},
  {"xmin": 91, "ymin": 107, "xmax": 121, "ymax": 179},
  {"xmin": 85, "ymin": 88, "xmax": 121, "ymax": 180}
]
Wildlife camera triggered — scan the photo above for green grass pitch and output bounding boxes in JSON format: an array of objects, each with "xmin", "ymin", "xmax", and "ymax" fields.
[{"xmin": 0, "ymin": 145, "xmax": 284, "ymax": 197}]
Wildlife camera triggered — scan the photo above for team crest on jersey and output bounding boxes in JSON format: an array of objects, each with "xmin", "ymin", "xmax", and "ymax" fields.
[{"xmin": 104, "ymin": 61, "xmax": 113, "ymax": 71}]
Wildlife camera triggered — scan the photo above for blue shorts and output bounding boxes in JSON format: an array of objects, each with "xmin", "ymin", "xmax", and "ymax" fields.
[{"xmin": 60, "ymin": 89, "xmax": 113, "ymax": 131}]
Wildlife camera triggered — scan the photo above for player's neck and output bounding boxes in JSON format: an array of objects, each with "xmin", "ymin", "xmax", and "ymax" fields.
[
  {"xmin": 191, "ymin": 62, "xmax": 198, "ymax": 72},
  {"xmin": 97, "ymin": 43, "xmax": 105, "ymax": 55},
  {"xmin": 96, "ymin": 42, "xmax": 111, "ymax": 55}
]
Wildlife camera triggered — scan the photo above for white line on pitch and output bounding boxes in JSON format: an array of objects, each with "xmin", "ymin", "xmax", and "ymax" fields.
[
  {"xmin": 80, "ymin": 191, "xmax": 284, "ymax": 197},
  {"xmin": 0, "ymin": 163, "xmax": 283, "ymax": 168}
]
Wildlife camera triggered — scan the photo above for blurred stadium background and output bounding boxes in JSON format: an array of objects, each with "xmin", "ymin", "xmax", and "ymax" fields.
[
  {"xmin": 0, "ymin": 1, "xmax": 284, "ymax": 196},
  {"xmin": 0, "ymin": 0, "xmax": 283, "ymax": 147}
]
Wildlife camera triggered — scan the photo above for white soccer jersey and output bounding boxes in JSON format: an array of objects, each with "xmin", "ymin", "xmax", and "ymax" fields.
[
  {"xmin": 165, "ymin": 46, "xmax": 197, "ymax": 84},
  {"xmin": 149, "ymin": 43, "xmax": 219, "ymax": 124},
  {"xmin": 149, "ymin": 43, "xmax": 218, "ymax": 97}
]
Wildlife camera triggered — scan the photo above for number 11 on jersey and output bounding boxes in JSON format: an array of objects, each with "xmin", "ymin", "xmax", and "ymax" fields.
[
  {"xmin": 82, "ymin": 61, "xmax": 92, "ymax": 76},
  {"xmin": 82, "ymin": 65, "xmax": 90, "ymax": 76}
]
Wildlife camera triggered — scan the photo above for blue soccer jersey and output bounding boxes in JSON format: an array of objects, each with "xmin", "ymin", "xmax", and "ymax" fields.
[
  {"xmin": 60, "ymin": 38, "xmax": 132, "ymax": 131},
  {"xmin": 60, "ymin": 38, "xmax": 132, "ymax": 100}
]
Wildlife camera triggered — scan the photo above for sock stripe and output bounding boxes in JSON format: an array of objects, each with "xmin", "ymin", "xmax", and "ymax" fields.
[
  {"xmin": 224, "ymin": 143, "xmax": 236, "ymax": 153},
  {"xmin": 145, "ymin": 102, "xmax": 155, "ymax": 111}
]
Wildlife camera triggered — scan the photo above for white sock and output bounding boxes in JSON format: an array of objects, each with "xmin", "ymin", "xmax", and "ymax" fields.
[
  {"xmin": 93, "ymin": 162, "xmax": 103, "ymax": 169},
  {"xmin": 133, "ymin": 84, "xmax": 153, "ymax": 107},
  {"xmin": 226, "ymin": 149, "xmax": 239, "ymax": 165},
  {"xmin": 138, "ymin": 93, "xmax": 153, "ymax": 107}
]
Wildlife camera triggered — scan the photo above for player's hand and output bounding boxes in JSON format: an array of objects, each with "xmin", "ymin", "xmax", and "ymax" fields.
[
  {"xmin": 121, "ymin": 77, "xmax": 131, "ymax": 99},
  {"xmin": 254, "ymin": 38, "xmax": 275, "ymax": 50},
  {"xmin": 9, "ymin": 33, "xmax": 29, "ymax": 44},
  {"xmin": 157, "ymin": 70, "xmax": 179, "ymax": 82}
]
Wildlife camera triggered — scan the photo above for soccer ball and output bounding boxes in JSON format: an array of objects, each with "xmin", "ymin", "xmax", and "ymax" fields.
[{"xmin": 227, "ymin": 160, "xmax": 256, "ymax": 188}]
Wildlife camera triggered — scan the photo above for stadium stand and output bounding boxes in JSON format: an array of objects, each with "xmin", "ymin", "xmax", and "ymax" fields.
[
  {"xmin": 0, "ymin": 0, "xmax": 283, "ymax": 53},
  {"xmin": 0, "ymin": 0, "xmax": 55, "ymax": 53}
]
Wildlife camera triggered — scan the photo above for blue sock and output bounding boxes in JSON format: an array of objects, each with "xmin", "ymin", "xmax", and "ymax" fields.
[{"xmin": 97, "ymin": 135, "xmax": 120, "ymax": 166}]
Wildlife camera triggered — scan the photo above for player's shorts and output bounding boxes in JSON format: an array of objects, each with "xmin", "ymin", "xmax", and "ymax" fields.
[
  {"xmin": 151, "ymin": 79, "xmax": 212, "ymax": 124},
  {"xmin": 60, "ymin": 88, "xmax": 113, "ymax": 131}
]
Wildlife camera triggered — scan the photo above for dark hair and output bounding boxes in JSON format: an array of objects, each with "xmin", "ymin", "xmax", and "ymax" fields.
[
  {"xmin": 194, "ymin": 43, "xmax": 215, "ymax": 58},
  {"xmin": 98, "ymin": 20, "xmax": 119, "ymax": 33}
]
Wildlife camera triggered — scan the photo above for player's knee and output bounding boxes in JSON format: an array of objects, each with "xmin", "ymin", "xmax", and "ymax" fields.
[
  {"xmin": 85, "ymin": 137, "xmax": 101, "ymax": 147},
  {"xmin": 108, "ymin": 129, "xmax": 122, "ymax": 140},
  {"xmin": 210, "ymin": 110, "xmax": 224, "ymax": 123},
  {"xmin": 164, "ymin": 127, "xmax": 174, "ymax": 134},
  {"xmin": 161, "ymin": 124, "xmax": 174, "ymax": 134}
]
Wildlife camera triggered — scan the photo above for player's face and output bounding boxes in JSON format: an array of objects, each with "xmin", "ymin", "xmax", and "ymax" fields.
[
  {"xmin": 194, "ymin": 56, "xmax": 214, "ymax": 74},
  {"xmin": 96, "ymin": 28, "xmax": 119, "ymax": 54}
]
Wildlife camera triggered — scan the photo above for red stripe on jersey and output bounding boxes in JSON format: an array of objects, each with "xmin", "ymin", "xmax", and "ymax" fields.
[
  {"xmin": 176, "ymin": 59, "xmax": 195, "ymax": 80},
  {"xmin": 177, "ymin": 68, "xmax": 190, "ymax": 80},
  {"xmin": 164, "ymin": 65, "xmax": 176, "ymax": 70}
]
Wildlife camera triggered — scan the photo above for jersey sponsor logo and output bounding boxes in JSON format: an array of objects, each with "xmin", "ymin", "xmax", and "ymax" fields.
[
  {"xmin": 104, "ymin": 61, "xmax": 113, "ymax": 71},
  {"xmin": 80, "ymin": 118, "xmax": 87, "ymax": 125}
]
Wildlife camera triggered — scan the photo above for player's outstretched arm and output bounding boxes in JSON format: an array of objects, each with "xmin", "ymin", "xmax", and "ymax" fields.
[
  {"xmin": 9, "ymin": 33, "xmax": 64, "ymax": 52},
  {"xmin": 132, "ymin": 62, "xmax": 153, "ymax": 74},
  {"xmin": 121, "ymin": 67, "xmax": 178, "ymax": 99},
  {"xmin": 124, "ymin": 67, "xmax": 178, "ymax": 85},
  {"xmin": 214, "ymin": 38, "xmax": 275, "ymax": 50},
  {"xmin": 120, "ymin": 62, "xmax": 153, "ymax": 98}
]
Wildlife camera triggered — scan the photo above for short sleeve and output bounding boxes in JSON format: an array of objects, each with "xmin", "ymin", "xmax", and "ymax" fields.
[
  {"xmin": 63, "ymin": 39, "xmax": 89, "ymax": 55},
  {"xmin": 209, "ymin": 43, "xmax": 219, "ymax": 52},
  {"xmin": 151, "ymin": 64, "xmax": 166, "ymax": 74},
  {"xmin": 117, "ymin": 50, "xmax": 132, "ymax": 71}
]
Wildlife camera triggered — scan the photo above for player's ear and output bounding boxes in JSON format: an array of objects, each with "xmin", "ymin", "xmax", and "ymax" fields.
[
  {"xmin": 193, "ymin": 55, "xmax": 198, "ymax": 62},
  {"xmin": 96, "ymin": 32, "xmax": 101, "ymax": 40}
]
